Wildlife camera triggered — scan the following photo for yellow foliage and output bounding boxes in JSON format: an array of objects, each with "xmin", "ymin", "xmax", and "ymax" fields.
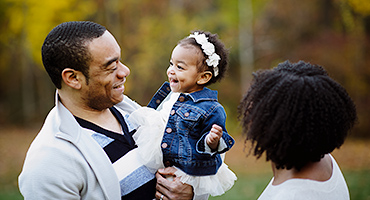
[
  {"xmin": 348, "ymin": 0, "xmax": 370, "ymax": 16},
  {"xmin": 4, "ymin": 0, "xmax": 96, "ymax": 66}
]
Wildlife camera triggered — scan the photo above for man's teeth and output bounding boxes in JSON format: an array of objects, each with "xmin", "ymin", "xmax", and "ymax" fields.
[{"xmin": 115, "ymin": 84, "xmax": 123, "ymax": 89}]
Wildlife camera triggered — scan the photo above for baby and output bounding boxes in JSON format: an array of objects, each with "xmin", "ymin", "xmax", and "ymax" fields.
[{"xmin": 129, "ymin": 31, "xmax": 236, "ymax": 200}]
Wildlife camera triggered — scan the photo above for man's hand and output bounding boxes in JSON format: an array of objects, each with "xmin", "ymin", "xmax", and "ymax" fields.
[
  {"xmin": 155, "ymin": 167, "xmax": 194, "ymax": 200},
  {"xmin": 206, "ymin": 124, "xmax": 223, "ymax": 151}
]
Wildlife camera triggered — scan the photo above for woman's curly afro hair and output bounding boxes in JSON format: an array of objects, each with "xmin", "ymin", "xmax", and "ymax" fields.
[{"xmin": 238, "ymin": 60, "xmax": 357, "ymax": 171}]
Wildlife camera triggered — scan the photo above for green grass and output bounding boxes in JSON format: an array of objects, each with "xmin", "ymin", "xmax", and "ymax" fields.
[
  {"xmin": 0, "ymin": 190, "xmax": 21, "ymax": 200},
  {"xmin": 3, "ymin": 170, "xmax": 369, "ymax": 200},
  {"xmin": 345, "ymin": 170, "xmax": 370, "ymax": 200}
]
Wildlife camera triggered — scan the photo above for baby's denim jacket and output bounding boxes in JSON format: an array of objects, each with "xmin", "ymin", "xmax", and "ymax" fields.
[{"xmin": 148, "ymin": 82, "xmax": 235, "ymax": 176}]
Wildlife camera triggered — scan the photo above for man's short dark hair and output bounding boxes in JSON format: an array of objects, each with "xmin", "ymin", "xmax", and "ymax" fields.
[
  {"xmin": 42, "ymin": 21, "xmax": 107, "ymax": 89},
  {"xmin": 238, "ymin": 60, "xmax": 357, "ymax": 171}
]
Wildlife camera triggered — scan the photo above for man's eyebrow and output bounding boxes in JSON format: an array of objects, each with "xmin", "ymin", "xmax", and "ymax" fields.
[{"xmin": 103, "ymin": 57, "xmax": 119, "ymax": 68}]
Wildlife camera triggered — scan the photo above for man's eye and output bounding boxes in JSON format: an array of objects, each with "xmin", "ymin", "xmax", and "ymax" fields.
[{"xmin": 109, "ymin": 65, "xmax": 117, "ymax": 71}]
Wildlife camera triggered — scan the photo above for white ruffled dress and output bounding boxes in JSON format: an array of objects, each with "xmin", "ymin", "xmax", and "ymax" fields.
[{"xmin": 127, "ymin": 92, "xmax": 237, "ymax": 198}]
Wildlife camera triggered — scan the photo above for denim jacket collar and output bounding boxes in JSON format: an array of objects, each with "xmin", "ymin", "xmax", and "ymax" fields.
[
  {"xmin": 187, "ymin": 87, "xmax": 218, "ymax": 103},
  {"xmin": 147, "ymin": 82, "xmax": 218, "ymax": 109}
]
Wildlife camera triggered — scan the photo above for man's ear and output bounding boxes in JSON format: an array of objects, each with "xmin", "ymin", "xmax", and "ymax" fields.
[
  {"xmin": 61, "ymin": 68, "xmax": 83, "ymax": 89},
  {"xmin": 197, "ymin": 71, "xmax": 213, "ymax": 85}
]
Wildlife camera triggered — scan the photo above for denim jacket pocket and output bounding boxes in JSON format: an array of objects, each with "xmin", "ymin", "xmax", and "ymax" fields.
[
  {"xmin": 176, "ymin": 108, "xmax": 203, "ymax": 135},
  {"xmin": 177, "ymin": 108, "xmax": 201, "ymax": 121}
]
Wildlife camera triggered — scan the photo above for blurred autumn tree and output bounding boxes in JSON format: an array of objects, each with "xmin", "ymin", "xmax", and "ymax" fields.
[
  {"xmin": 0, "ymin": 0, "xmax": 369, "ymax": 137},
  {"xmin": 253, "ymin": 0, "xmax": 370, "ymax": 137},
  {"xmin": 0, "ymin": 0, "xmax": 96, "ymax": 124},
  {"xmin": 0, "ymin": 0, "xmax": 250, "ymax": 128}
]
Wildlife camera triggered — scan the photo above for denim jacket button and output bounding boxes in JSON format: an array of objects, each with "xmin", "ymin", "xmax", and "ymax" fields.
[
  {"xmin": 184, "ymin": 112, "xmax": 190, "ymax": 117},
  {"xmin": 164, "ymin": 161, "xmax": 171, "ymax": 167},
  {"xmin": 170, "ymin": 110, "xmax": 175, "ymax": 115},
  {"xmin": 156, "ymin": 99, "xmax": 161, "ymax": 104},
  {"xmin": 178, "ymin": 96, "xmax": 185, "ymax": 102},
  {"xmin": 166, "ymin": 127, "xmax": 172, "ymax": 133},
  {"xmin": 161, "ymin": 143, "xmax": 168, "ymax": 148}
]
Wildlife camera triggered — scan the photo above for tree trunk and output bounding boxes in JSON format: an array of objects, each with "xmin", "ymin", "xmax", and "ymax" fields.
[{"xmin": 239, "ymin": 0, "xmax": 254, "ymax": 94}]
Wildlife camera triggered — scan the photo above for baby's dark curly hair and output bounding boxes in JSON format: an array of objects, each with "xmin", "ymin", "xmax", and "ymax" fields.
[
  {"xmin": 178, "ymin": 30, "xmax": 229, "ymax": 86},
  {"xmin": 238, "ymin": 60, "xmax": 357, "ymax": 171}
]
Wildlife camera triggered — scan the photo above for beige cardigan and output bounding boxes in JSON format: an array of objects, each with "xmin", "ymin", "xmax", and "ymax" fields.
[{"xmin": 19, "ymin": 92, "xmax": 141, "ymax": 199}]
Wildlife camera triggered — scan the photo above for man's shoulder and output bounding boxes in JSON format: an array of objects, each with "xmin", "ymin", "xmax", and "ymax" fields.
[{"xmin": 25, "ymin": 127, "xmax": 85, "ymax": 165}]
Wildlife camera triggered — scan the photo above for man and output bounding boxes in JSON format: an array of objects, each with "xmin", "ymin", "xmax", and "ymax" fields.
[{"xmin": 18, "ymin": 21, "xmax": 193, "ymax": 200}]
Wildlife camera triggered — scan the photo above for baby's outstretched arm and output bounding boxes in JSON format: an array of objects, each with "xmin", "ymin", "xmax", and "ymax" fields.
[{"xmin": 206, "ymin": 124, "xmax": 223, "ymax": 151}]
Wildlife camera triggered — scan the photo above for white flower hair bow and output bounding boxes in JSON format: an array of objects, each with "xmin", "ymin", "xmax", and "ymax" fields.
[{"xmin": 188, "ymin": 32, "xmax": 220, "ymax": 77}]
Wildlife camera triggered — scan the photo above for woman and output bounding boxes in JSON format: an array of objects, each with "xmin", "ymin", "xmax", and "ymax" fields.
[{"xmin": 238, "ymin": 60, "xmax": 357, "ymax": 200}]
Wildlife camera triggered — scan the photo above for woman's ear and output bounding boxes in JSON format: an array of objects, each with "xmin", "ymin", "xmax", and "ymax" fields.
[
  {"xmin": 61, "ymin": 68, "xmax": 83, "ymax": 89},
  {"xmin": 197, "ymin": 71, "xmax": 213, "ymax": 85}
]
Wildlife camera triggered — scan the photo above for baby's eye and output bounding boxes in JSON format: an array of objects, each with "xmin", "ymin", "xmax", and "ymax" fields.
[
  {"xmin": 169, "ymin": 61, "xmax": 173, "ymax": 66},
  {"xmin": 177, "ymin": 65, "xmax": 184, "ymax": 70}
]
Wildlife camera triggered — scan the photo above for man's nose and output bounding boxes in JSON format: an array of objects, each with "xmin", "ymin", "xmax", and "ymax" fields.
[{"xmin": 118, "ymin": 62, "xmax": 130, "ymax": 78}]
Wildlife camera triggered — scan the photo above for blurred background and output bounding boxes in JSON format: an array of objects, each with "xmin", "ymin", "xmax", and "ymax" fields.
[{"xmin": 0, "ymin": 0, "xmax": 369, "ymax": 199}]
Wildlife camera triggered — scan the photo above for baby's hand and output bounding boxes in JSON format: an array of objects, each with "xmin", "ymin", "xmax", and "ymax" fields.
[{"xmin": 206, "ymin": 124, "xmax": 223, "ymax": 151}]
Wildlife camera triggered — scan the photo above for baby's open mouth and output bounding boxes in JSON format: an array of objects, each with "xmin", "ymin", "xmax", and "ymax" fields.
[{"xmin": 169, "ymin": 78, "xmax": 178, "ymax": 83}]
